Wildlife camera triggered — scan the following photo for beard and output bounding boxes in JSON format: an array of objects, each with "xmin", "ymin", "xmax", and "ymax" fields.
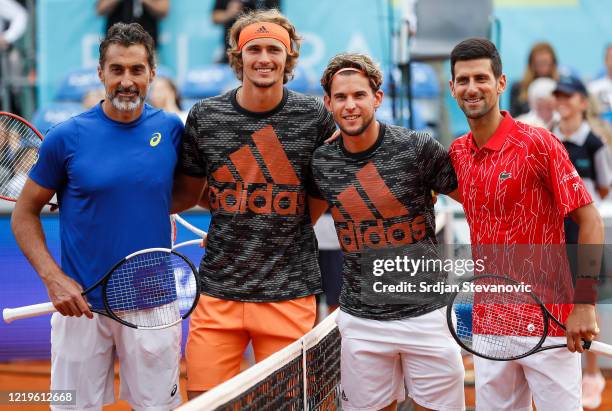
[
  {"xmin": 462, "ymin": 107, "xmax": 488, "ymax": 120},
  {"xmin": 107, "ymin": 86, "xmax": 145, "ymax": 112},
  {"xmin": 338, "ymin": 112, "xmax": 376, "ymax": 136},
  {"xmin": 459, "ymin": 96, "xmax": 496, "ymax": 120},
  {"xmin": 251, "ymin": 79, "xmax": 277, "ymax": 88}
]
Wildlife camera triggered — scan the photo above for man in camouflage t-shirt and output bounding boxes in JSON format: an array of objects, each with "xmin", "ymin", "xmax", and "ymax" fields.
[
  {"xmin": 171, "ymin": 10, "xmax": 335, "ymax": 396},
  {"xmin": 311, "ymin": 53, "xmax": 465, "ymax": 411}
]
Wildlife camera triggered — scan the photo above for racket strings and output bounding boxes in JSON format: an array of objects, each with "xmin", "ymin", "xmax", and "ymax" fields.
[
  {"xmin": 0, "ymin": 115, "xmax": 42, "ymax": 199},
  {"xmin": 452, "ymin": 278, "xmax": 546, "ymax": 360},
  {"xmin": 104, "ymin": 251, "xmax": 198, "ymax": 328}
]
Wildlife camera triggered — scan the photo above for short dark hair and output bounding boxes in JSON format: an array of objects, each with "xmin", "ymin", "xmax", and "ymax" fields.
[
  {"xmin": 99, "ymin": 22, "xmax": 156, "ymax": 70},
  {"xmin": 450, "ymin": 38, "xmax": 502, "ymax": 80},
  {"xmin": 320, "ymin": 53, "xmax": 383, "ymax": 96}
]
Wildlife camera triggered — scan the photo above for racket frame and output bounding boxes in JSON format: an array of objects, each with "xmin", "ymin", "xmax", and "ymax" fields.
[
  {"xmin": 0, "ymin": 111, "xmax": 55, "ymax": 205},
  {"xmin": 3, "ymin": 248, "xmax": 200, "ymax": 330},
  {"xmin": 172, "ymin": 214, "xmax": 207, "ymax": 238},
  {"xmin": 97, "ymin": 247, "xmax": 200, "ymax": 329},
  {"xmin": 446, "ymin": 274, "xmax": 590, "ymax": 361}
]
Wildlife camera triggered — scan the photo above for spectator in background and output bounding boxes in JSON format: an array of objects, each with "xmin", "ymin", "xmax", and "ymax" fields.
[
  {"xmin": 1, "ymin": 144, "xmax": 35, "ymax": 198},
  {"xmin": 588, "ymin": 94, "xmax": 612, "ymax": 148},
  {"xmin": 212, "ymin": 0, "xmax": 281, "ymax": 63},
  {"xmin": 0, "ymin": 126, "xmax": 21, "ymax": 192},
  {"xmin": 96, "ymin": 0, "xmax": 169, "ymax": 49},
  {"xmin": 588, "ymin": 44, "xmax": 612, "ymax": 119},
  {"xmin": 0, "ymin": 0, "xmax": 28, "ymax": 114},
  {"xmin": 0, "ymin": 0, "xmax": 27, "ymax": 53},
  {"xmin": 552, "ymin": 76, "xmax": 611, "ymax": 411},
  {"xmin": 400, "ymin": 0, "xmax": 418, "ymax": 36},
  {"xmin": 149, "ymin": 76, "xmax": 187, "ymax": 123},
  {"xmin": 552, "ymin": 76, "xmax": 612, "ymax": 206},
  {"xmin": 516, "ymin": 77, "xmax": 558, "ymax": 129},
  {"xmin": 510, "ymin": 42, "xmax": 559, "ymax": 117}
]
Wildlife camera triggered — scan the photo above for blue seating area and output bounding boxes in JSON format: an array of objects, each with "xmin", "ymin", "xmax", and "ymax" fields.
[
  {"xmin": 31, "ymin": 101, "xmax": 83, "ymax": 134},
  {"xmin": 180, "ymin": 64, "xmax": 240, "ymax": 99},
  {"xmin": 53, "ymin": 68, "xmax": 100, "ymax": 102},
  {"xmin": 42, "ymin": 61, "xmax": 440, "ymax": 134}
]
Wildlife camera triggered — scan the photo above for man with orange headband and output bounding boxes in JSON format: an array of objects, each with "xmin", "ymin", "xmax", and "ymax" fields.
[
  {"xmin": 310, "ymin": 53, "xmax": 465, "ymax": 411},
  {"xmin": 171, "ymin": 9, "xmax": 336, "ymax": 396}
]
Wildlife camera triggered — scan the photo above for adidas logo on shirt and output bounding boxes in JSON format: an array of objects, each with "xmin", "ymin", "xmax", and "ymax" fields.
[
  {"xmin": 209, "ymin": 125, "xmax": 305, "ymax": 216},
  {"xmin": 332, "ymin": 162, "xmax": 426, "ymax": 252}
]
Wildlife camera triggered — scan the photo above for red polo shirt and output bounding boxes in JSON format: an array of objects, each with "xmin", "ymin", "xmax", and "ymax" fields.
[{"xmin": 449, "ymin": 111, "xmax": 593, "ymax": 336}]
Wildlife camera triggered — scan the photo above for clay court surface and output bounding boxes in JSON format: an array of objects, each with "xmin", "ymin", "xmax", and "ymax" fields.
[{"xmin": 0, "ymin": 360, "xmax": 610, "ymax": 410}]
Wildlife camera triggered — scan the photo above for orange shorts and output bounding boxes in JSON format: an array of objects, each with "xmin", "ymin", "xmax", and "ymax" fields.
[{"xmin": 185, "ymin": 294, "xmax": 317, "ymax": 391}]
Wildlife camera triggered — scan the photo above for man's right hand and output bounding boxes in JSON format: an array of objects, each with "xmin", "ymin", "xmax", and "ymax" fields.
[
  {"xmin": 227, "ymin": 0, "xmax": 243, "ymax": 19},
  {"xmin": 44, "ymin": 273, "xmax": 93, "ymax": 319}
]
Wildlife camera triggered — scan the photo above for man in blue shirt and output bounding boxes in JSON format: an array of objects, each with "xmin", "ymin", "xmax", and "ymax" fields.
[{"xmin": 11, "ymin": 23, "xmax": 184, "ymax": 410}]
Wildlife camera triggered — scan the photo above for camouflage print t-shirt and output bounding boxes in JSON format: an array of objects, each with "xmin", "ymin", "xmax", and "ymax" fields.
[
  {"xmin": 311, "ymin": 124, "xmax": 458, "ymax": 320},
  {"xmin": 180, "ymin": 88, "xmax": 336, "ymax": 302}
]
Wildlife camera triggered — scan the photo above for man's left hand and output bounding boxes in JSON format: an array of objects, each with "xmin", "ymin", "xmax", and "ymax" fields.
[
  {"xmin": 565, "ymin": 304, "xmax": 599, "ymax": 353},
  {"xmin": 324, "ymin": 129, "xmax": 340, "ymax": 144}
]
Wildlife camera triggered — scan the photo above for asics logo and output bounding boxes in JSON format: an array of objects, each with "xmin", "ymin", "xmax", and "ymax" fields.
[
  {"xmin": 209, "ymin": 125, "xmax": 304, "ymax": 216},
  {"xmin": 332, "ymin": 162, "xmax": 425, "ymax": 252},
  {"xmin": 150, "ymin": 132, "xmax": 162, "ymax": 147}
]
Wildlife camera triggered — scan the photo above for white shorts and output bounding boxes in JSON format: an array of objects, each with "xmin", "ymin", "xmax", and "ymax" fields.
[
  {"xmin": 336, "ymin": 308, "xmax": 465, "ymax": 411},
  {"xmin": 474, "ymin": 336, "xmax": 582, "ymax": 411},
  {"xmin": 50, "ymin": 313, "xmax": 182, "ymax": 411}
]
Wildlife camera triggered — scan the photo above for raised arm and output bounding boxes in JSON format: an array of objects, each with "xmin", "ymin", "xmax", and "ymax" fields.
[
  {"xmin": 141, "ymin": 0, "xmax": 170, "ymax": 17},
  {"xmin": 212, "ymin": 0, "xmax": 243, "ymax": 24},
  {"xmin": 96, "ymin": 0, "xmax": 121, "ymax": 16}
]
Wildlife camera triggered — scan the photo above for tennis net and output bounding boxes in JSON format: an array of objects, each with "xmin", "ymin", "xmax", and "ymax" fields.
[{"xmin": 177, "ymin": 310, "xmax": 341, "ymax": 411}]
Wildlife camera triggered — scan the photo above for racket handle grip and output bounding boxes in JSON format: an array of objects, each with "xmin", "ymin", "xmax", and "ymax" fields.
[
  {"xmin": 3, "ymin": 302, "xmax": 56, "ymax": 323},
  {"xmin": 588, "ymin": 341, "xmax": 612, "ymax": 358}
]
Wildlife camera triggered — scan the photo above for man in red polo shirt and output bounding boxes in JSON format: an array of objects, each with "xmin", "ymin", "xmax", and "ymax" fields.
[{"xmin": 448, "ymin": 38, "xmax": 602, "ymax": 411}]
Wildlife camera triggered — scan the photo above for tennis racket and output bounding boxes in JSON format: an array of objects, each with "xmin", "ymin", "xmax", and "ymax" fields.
[
  {"xmin": 0, "ymin": 112, "xmax": 54, "ymax": 205},
  {"xmin": 3, "ymin": 248, "xmax": 200, "ymax": 329},
  {"xmin": 171, "ymin": 213, "xmax": 207, "ymax": 249},
  {"xmin": 447, "ymin": 274, "xmax": 612, "ymax": 360}
]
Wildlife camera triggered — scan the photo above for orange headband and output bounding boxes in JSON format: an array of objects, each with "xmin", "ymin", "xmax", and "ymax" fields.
[{"xmin": 238, "ymin": 22, "xmax": 291, "ymax": 52}]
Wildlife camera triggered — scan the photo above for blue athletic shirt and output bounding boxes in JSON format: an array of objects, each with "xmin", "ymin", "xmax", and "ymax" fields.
[{"xmin": 29, "ymin": 102, "xmax": 184, "ymax": 309}]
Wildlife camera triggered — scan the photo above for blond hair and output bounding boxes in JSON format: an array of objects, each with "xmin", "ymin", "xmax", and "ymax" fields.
[{"xmin": 227, "ymin": 9, "xmax": 301, "ymax": 84}]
